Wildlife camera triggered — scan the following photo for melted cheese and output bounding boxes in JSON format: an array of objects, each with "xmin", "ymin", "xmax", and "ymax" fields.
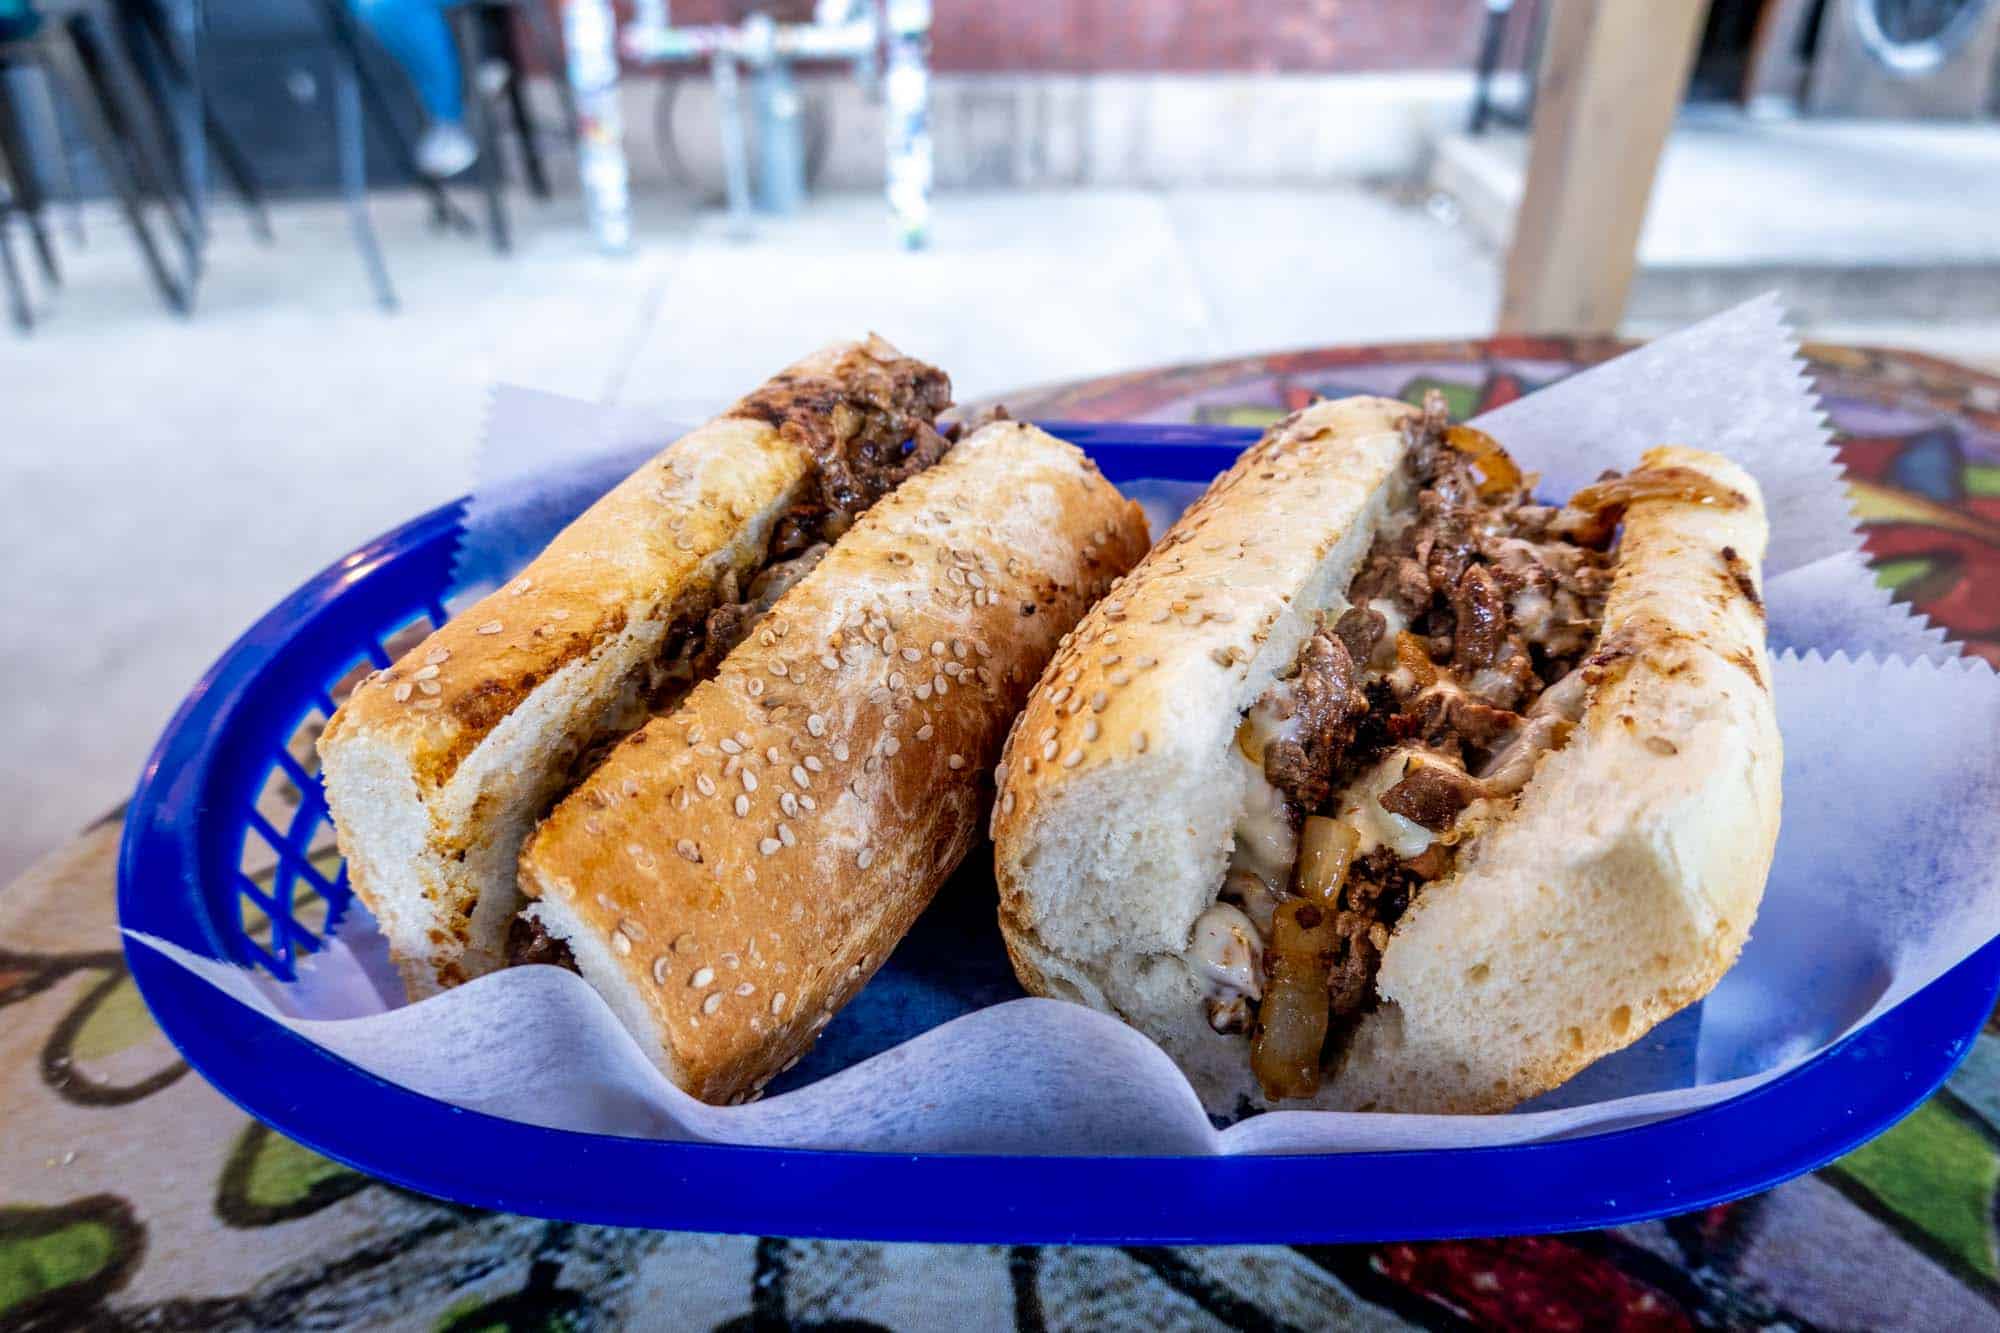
[{"xmin": 1335, "ymin": 749, "xmax": 1438, "ymax": 859}]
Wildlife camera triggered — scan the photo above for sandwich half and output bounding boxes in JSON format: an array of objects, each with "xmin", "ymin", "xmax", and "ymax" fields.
[{"xmin": 992, "ymin": 394, "xmax": 1782, "ymax": 1115}]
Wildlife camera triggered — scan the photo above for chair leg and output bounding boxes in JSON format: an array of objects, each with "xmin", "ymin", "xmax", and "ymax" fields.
[
  {"xmin": 331, "ymin": 39, "xmax": 396, "ymax": 311},
  {"xmin": 308, "ymin": 0, "xmax": 472, "ymax": 235},
  {"xmin": 129, "ymin": 0, "xmax": 272, "ymax": 242},
  {"xmin": 17, "ymin": 64, "xmax": 85, "ymax": 245},
  {"xmin": 37, "ymin": 35, "xmax": 187, "ymax": 314},
  {"xmin": 0, "ymin": 74, "xmax": 56, "ymax": 283},
  {"xmin": 515, "ymin": 0, "xmax": 577, "ymax": 143},
  {"xmin": 0, "ymin": 213, "xmax": 31, "ymax": 331},
  {"xmin": 70, "ymin": 5, "xmax": 202, "ymax": 282},
  {"xmin": 497, "ymin": 9, "xmax": 549, "ymax": 199},
  {"xmin": 450, "ymin": 5, "xmax": 509, "ymax": 254}
]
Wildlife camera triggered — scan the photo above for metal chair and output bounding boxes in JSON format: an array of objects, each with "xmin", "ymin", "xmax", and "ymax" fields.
[
  {"xmin": 446, "ymin": 0, "xmax": 578, "ymax": 254},
  {"xmin": 0, "ymin": 0, "xmax": 195, "ymax": 320},
  {"xmin": 115, "ymin": 0, "xmax": 271, "ymax": 244}
]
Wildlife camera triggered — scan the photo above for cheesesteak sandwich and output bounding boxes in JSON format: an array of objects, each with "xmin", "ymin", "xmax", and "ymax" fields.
[
  {"xmin": 515, "ymin": 420, "xmax": 1147, "ymax": 1103},
  {"xmin": 321, "ymin": 337, "xmax": 955, "ymax": 997},
  {"xmin": 992, "ymin": 394, "xmax": 1781, "ymax": 1116}
]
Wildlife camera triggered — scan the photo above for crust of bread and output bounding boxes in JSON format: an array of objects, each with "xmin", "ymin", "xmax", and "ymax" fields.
[
  {"xmin": 516, "ymin": 422, "xmax": 1148, "ymax": 1104},
  {"xmin": 318, "ymin": 338, "xmax": 945, "ymax": 997},
  {"xmin": 994, "ymin": 401, "xmax": 1781, "ymax": 1116}
]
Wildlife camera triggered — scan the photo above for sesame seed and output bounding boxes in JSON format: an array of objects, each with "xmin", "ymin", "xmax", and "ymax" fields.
[
  {"xmin": 807, "ymin": 714, "xmax": 827, "ymax": 736},
  {"xmin": 620, "ymin": 918, "xmax": 647, "ymax": 942},
  {"xmin": 1050, "ymin": 686, "xmax": 1071, "ymax": 705},
  {"xmin": 412, "ymin": 664, "xmax": 440, "ymax": 681},
  {"xmin": 1091, "ymin": 691, "xmax": 1109, "ymax": 711},
  {"xmin": 392, "ymin": 682, "xmax": 413, "ymax": 702},
  {"xmin": 857, "ymin": 847, "xmax": 875, "ymax": 869},
  {"xmin": 425, "ymin": 647, "xmax": 450, "ymax": 665},
  {"xmin": 1062, "ymin": 749, "xmax": 1084, "ymax": 768},
  {"xmin": 882, "ymin": 736, "xmax": 901, "ymax": 757},
  {"xmin": 675, "ymin": 933, "xmax": 698, "ymax": 955},
  {"xmin": 687, "ymin": 724, "xmax": 705, "ymax": 743},
  {"xmin": 791, "ymin": 765, "xmax": 809, "ymax": 788},
  {"xmin": 1002, "ymin": 791, "xmax": 1016, "ymax": 814},
  {"xmin": 676, "ymin": 535, "xmax": 696, "ymax": 551},
  {"xmin": 653, "ymin": 957, "xmax": 671, "ymax": 985},
  {"xmin": 1083, "ymin": 719, "xmax": 1100, "ymax": 741},
  {"xmin": 901, "ymin": 647, "xmax": 921, "ymax": 662},
  {"xmin": 889, "ymin": 672, "xmax": 906, "ymax": 690},
  {"xmin": 771, "ymin": 992, "xmax": 787, "ymax": 1015},
  {"xmin": 800, "ymin": 795, "xmax": 817, "ymax": 811},
  {"xmin": 820, "ymin": 654, "xmax": 839, "ymax": 671},
  {"xmin": 1110, "ymin": 671, "xmax": 1132, "ymax": 686},
  {"xmin": 746, "ymin": 678, "xmax": 765, "ymax": 697},
  {"xmin": 833, "ymin": 740, "xmax": 851, "ymax": 761},
  {"xmin": 477, "ymin": 620, "xmax": 504, "ymax": 635},
  {"xmin": 720, "ymin": 738, "xmax": 743, "ymax": 754},
  {"xmin": 742, "ymin": 769, "xmax": 758, "ymax": 792},
  {"xmin": 622, "ymin": 778, "xmax": 641, "ymax": 799},
  {"xmin": 676, "ymin": 838, "xmax": 702, "ymax": 863},
  {"xmin": 759, "ymin": 838, "xmax": 781, "ymax": 856},
  {"xmin": 781, "ymin": 792, "xmax": 799, "ymax": 816},
  {"xmin": 735, "ymin": 981, "xmax": 755, "ymax": 997},
  {"xmin": 915, "ymin": 683, "xmax": 932, "ymax": 701},
  {"xmin": 917, "ymin": 724, "xmax": 934, "ymax": 741},
  {"xmin": 770, "ymin": 662, "xmax": 788, "ymax": 678},
  {"xmin": 995, "ymin": 762, "xmax": 1010, "ymax": 785},
  {"xmin": 934, "ymin": 675, "xmax": 949, "ymax": 696},
  {"xmin": 975, "ymin": 641, "xmax": 992, "ymax": 658},
  {"xmin": 734, "ymin": 794, "xmax": 750, "ymax": 817},
  {"xmin": 804, "ymin": 755, "xmax": 823, "ymax": 773},
  {"xmin": 948, "ymin": 754, "xmax": 966, "ymax": 770},
  {"xmin": 612, "ymin": 931, "xmax": 632, "ymax": 956},
  {"xmin": 703, "ymin": 992, "xmax": 723, "ymax": 1014},
  {"xmin": 884, "ymin": 634, "xmax": 899, "ymax": 654},
  {"xmin": 1042, "ymin": 739, "xmax": 1059, "ymax": 761},
  {"xmin": 766, "ymin": 746, "xmax": 783, "ymax": 764},
  {"xmin": 696, "ymin": 774, "xmax": 717, "ymax": 797},
  {"xmin": 1150, "ymin": 608, "xmax": 1171, "ymax": 623}
]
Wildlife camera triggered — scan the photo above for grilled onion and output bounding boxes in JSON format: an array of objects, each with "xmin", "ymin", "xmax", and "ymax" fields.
[
  {"xmin": 1444, "ymin": 424, "xmax": 1524, "ymax": 498},
  {"xmin": 1294, "ymin": 814, "xmax": 1359, "ymax": 905},
  {"xmin": 1250, "ymin": 900, "xmax": 1340, "ymax": 1100}
]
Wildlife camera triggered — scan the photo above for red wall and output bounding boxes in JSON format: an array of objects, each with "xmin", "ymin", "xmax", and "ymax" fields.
[{"xmin": 652, "ymin": 1, "xmax": 1488, "ymax": 72}]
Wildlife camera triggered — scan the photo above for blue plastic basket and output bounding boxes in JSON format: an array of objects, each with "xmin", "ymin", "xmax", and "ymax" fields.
[{"xmin": 118, "ymin": 422, "xmax": 2000, "ymax": 1243}]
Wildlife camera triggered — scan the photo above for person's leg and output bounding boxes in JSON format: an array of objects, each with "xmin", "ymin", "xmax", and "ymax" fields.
[{"xmin": 345, "ymin": 0, "xmax": 474, "ymax": 176}]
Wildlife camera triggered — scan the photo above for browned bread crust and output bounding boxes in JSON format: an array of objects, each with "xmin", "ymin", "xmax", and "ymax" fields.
[
  {"xmin": 319, "ymin": 338, "xmax": 949, "ymax": 995},
  {"xmin": 517, "ymin": 422, "xmax": 1149, "ymax": 1104}
]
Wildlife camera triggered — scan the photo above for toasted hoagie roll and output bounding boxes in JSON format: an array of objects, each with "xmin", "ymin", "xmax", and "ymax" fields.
[
  {"xmin": 320, "ymin": 337, "xmax": 952, "ymax": 997},
  {"xmin": 515, "ymin": 422, "xmax": 1148, "ymax": 1104},
  {"xmin": 993, "ymin": 394, "xmax": 1781, "ymax": 1116}
]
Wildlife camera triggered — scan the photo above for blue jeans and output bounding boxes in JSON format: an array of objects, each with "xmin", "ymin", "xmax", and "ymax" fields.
[{"xmin": 348, "ymin": 0, "xmax": 462, "ymax": 126}]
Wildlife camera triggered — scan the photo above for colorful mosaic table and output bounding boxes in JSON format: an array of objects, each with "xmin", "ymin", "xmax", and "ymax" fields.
[{"xmin": 4, "ymin": 341, "xmax": 1997, "ymax": 1331}]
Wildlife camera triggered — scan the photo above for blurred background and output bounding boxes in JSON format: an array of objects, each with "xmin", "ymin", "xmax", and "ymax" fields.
[{"xmin": 4, "ymin": 0, "xmax": 1998, "ymax": 882}]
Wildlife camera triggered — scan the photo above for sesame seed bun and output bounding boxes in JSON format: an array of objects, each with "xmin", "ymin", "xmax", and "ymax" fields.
[
  {"xmin": 319, "ymin": 338, "xmax": 948, "ymax": 998},
  {"xmin": 516, "ymin": 422, "xmax": 1148, "ymax": 1105},
  {"xmin": 992, "ymin": 397, "xmax": 1782, "ymax": 1116}
]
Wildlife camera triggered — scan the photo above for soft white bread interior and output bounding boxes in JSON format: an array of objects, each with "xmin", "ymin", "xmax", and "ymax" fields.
[
  {"xmin": 318, "ymin": 338, "xmax": 945, "ymax": 997},
  {"xmin": 995, "ymin": 402, "xmax": 1780, "ymax": 1115},
  {"xmin": 517, "ymin": 422, "xmax": 1149, "ymax": 1104}
]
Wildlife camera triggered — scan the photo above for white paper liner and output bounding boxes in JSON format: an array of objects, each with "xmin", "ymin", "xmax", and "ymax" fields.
[{"xmin": 130, "ymin": 300, "xmax": 2000, "ymax": 1155}]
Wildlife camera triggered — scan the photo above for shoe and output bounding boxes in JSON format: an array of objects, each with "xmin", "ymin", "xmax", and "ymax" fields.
[{"xmin": 416, "ymin": 123, "xmax": 478, "ymax": 178}]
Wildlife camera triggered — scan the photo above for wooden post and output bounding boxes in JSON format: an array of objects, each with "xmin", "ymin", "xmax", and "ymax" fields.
[{"xmin": 1497, "ymin": 0, "xmax": 1711, "ymax": 336}]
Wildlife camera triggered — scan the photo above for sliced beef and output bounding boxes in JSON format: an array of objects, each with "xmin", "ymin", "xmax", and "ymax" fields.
[
  {"xmin": 1379, "ymin": 761, "xmax": 1486, "ymax": 831},
  {"xmin": 507, "ymin": 913, "xmax": 579, "ymax": 973},
  {"xmin": 1262, "ymin": 628, "xmax": 1367, "ymax": 810}
]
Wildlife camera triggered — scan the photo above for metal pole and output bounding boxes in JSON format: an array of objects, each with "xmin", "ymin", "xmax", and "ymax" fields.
[
  {"xmin": 883, "ymin": 0, "xmax": 931, "ymax": 249},
  {"xmin": 711, "ymin": 50, "xmax": 754, "ymax": 239},
  {"xmin": 561, "ymin": 0, "xmax": 632, "ymax": 254}
]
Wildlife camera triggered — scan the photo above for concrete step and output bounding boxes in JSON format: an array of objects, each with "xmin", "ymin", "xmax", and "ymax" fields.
[{"xmin": 1425, "ymin": 111, "xmax": 2000, "ymax": 324}]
